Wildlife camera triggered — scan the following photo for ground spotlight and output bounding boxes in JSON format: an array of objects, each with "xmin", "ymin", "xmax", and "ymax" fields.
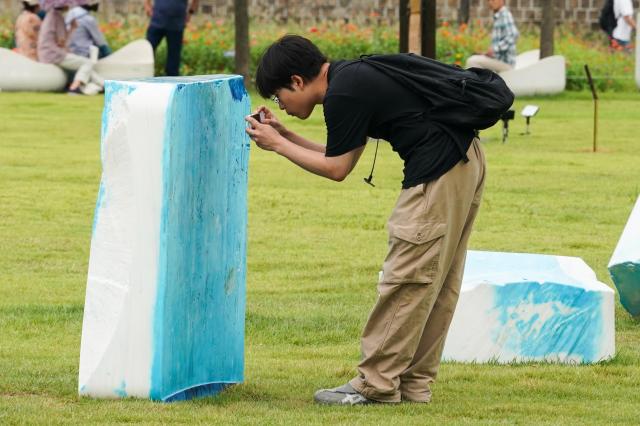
[
  {"xmin": 501, "ymin": 109, "xmax": 515, "ymax": 143},
  {"xmin": 521, "ymin": 105, "xmax": 539, "ymax": 135}
]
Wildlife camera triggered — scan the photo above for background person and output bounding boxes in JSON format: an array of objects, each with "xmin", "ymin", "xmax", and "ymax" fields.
[
  {"xmin": 611, "ymin": 0, "xmax": 636, "ymax": 50},
  {"xmin": 14, "ymin": 0, "xmax": 42, "ymax": 61},
  {"xmin": 466, "ymin": 0, "xmax": 519, "ymax": 72},
  {"xmin": 247, "ymin": 35, "xmax": 486, "ymax": 406},
  {"xmin": 144, "ymin": 0, "xmax": 199, "ymax": 76},
  {"xmin": 37, "ymin": 3, "xmax": 103, "ymax": 95},
  {"xmin": 65, "ymin": 0, "xmax": 112, "ymax": 59}
]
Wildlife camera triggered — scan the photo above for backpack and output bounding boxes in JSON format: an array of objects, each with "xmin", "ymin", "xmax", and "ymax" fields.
[
  {"xmin": 356, "ymin": 53, "xmax": 514, "ymax": 131},
  {"xmin": 599, "ymin": 0, "xmax": 617, "ymax": 37}
]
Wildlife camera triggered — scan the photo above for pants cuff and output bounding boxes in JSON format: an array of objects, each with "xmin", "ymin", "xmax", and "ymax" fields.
[{"xmin": 349, "ymin": 377, "xmax": 401, "ymax": 403}]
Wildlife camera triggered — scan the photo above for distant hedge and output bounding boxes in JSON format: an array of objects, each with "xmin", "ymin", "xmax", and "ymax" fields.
[{"xmin": 1, "ymin": 17, "xmax": 635, "ymax": 92}]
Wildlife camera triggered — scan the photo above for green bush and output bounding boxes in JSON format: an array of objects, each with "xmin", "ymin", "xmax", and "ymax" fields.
[{"xmin": 1, "ymin": 16, "xmax": 635, "ymax": 92}]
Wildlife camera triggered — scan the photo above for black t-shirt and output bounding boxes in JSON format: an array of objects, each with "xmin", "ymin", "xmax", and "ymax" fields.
[{"xmin": 323, "ymin": 59, "xmax": 475, "ymax": 189}]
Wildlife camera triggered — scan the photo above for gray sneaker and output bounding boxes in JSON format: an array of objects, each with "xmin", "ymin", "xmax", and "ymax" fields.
[{"xmin": 313, "ymin": 383, "xmax": 375, "ymax": 406}]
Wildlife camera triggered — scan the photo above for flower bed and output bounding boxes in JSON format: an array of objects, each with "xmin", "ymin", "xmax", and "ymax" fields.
[{"xmin": 1, "ymin": 16, "xmax": 635, "ymax": 92}]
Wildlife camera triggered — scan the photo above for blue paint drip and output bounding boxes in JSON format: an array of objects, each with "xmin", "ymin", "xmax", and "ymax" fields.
[
  {"xmin": 150, "ymin": 77, "xmax": 250, "ymax": 401},
  {"xmin": 609, "ymin": 261, "xmax": 640, "ymax": 316},
  {"xmin": 91, "ymin": 183, "xmax": 105, "ymax": 235},
  {"xmin": 228, "ymin": 77, "xmax": 247, "ymax": 101},
  {"xmin": 114, "ymin": 380, "xmax": 127, "ymax": 398},
  {"xmin": 492, "ymin": 281, "xmax": 605, "ymax": 362}
]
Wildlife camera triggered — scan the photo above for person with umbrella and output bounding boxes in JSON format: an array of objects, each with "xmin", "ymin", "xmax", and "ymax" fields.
[{"xmin": 37, "ymin": 0, "xmax": 103, "ymax": 95}]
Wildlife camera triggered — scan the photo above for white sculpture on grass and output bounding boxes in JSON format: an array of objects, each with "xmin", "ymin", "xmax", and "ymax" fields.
[
  {"xmin": 608, "ymin": 195, "xmax": 640, "ymax": 316},
  {"xmin": 442, "ymin": 250, "xmax": 615, "ymax": 364},
  {"xmin": 0, "ymin": 39, "xmax": 154, "ymax": 92},
  {"xmin": 78, "ymin": 75, "xmax": 250, "ymax": 401},
  {"xmin": 499, "ymin": 49, "xmax": 566, "ymax": 97}
]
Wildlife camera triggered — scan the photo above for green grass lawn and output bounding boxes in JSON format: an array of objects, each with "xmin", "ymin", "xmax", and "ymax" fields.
[{"xmin": 1, "ymin": 90, "xmax": 639, "ymax": 424}]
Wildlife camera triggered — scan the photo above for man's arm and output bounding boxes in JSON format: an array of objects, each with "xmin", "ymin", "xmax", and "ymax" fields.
[
  {"xmin": 189, "ymin": 0, "xmax": 199, "ymax": 14},
  {"xmin": 144, "ymin": 0, "xmax": 153, "ymax": 17},
  {"xmin": 624, "ymin": 15, "xmax": 637, "ymax": 31},
  {"xmin": 281, "ymin": 129, "xmax": 326, "ymax": 153},
  {"xmin": 277, "ymin": 140, "xmax": 365, "ymax": 181},
  {"xmin": 246, "ymin": 116, "xmax": 365, "ymax": 181}
]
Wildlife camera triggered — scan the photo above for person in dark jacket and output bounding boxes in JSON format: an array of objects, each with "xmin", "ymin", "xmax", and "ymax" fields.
[{"xmin": 144, "ymin": 0, "xmax": 199, "ymax": 76}]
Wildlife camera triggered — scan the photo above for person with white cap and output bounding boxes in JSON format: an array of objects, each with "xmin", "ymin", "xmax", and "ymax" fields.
[
  {"xmin": 14, "ymin": 0, "xmax": 42, "ymax": 61},
  {"xmin": 65, "ymin": 0, "xmax": 112, "ymax": 59},
  {"xmin": 37, "ymin": 0, "xmax": 104, "ymax": 95}
]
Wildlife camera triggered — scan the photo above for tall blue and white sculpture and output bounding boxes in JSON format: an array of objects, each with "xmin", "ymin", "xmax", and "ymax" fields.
[
  {"xmin": 442, "ymin": 251, "xmax": 615, "ymax": 364},
  {"xmin": 609, "ymin": 195, "xmax": 640, "ymax": 316},
  {"xmin": 79, "ymin": 75, "xmax": 250, "ymax": 401}
]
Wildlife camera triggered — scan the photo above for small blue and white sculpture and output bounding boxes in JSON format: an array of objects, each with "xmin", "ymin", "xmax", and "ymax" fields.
[
  {"xmin": 78, "ymin": 75, "xmax": 250, "ymax": 401},
  {"xmin": 442, "ymin": 251, "xmax": 615, "ymax": 364},
  {"xmin": 608, "ymin": 195, "xmax": 640, "ymax": 316}
]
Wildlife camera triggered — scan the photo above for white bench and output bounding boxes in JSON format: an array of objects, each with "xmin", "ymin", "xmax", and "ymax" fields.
[
  {"xmin": 499, "ymin": 49, "xmax": 566, "ymax": 96},
  {"xmin": 0, "ymin": 39, "xmax": 154, "ymax": 92}
]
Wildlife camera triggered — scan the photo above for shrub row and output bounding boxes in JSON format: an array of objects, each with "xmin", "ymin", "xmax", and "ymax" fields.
[{"xmin": 1, "ymin": 17, "xmax": 635, "ymax": 92}]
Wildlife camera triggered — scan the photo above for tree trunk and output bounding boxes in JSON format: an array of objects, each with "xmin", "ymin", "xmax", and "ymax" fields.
[
  {"xmin": 540, "ymin": 0, "xmax": 555, "ymax": 58},
  {"xmin": 234, "ymin": 0, "xmax": 250, "ymax": 88},
  {"xmin": 459, "ymin": 0, "xmax": 470, "ymax": 25},
  {"xmin": 399, "ymin": 0, "xmax": 409, "ymax": 53},
  {"xmin": 421, "ymin": 0, "xmax": 436, "ymax": 59}
]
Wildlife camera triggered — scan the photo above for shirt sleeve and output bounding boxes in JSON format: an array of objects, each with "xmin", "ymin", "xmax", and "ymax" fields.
[
  {"xmin": 55, "ymin": 15, "xmax": 67, "ymax": 46},
  {"xmin": 492, "ymin": 12, "xmax": 519, "ymax": 54},
  {"xmin": 618, "ymin": 0, "xmax": 634, "ymax": 17},
  {"xmin": 85, "ymin": 17, "xmax": 107, "ymax": 46},
  {"xmin": 323, "ymin": 94, "xmax": 371, "ymax": 157}
]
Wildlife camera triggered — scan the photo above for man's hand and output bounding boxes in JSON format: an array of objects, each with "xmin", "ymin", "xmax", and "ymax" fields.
[
  {"xmin": 485, "ymin": 47, "xmax": 494, "ymax": 57},
  {"xmin": 256, "ymin": 106, "xmax": 288, "ymax": 136},
  {"xmin": 144, "ymin": 0, "xmax": 153, "ymax": 17},
  {"xmin": 245, "ymin": 116, "xmax": 286, "ymax": 152}
]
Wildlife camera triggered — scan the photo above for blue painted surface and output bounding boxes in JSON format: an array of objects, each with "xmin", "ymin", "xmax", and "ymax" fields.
[
  {"xmin": 492, "ymin": 282, "xmax": 605, "ymax": 362},
  {"xmin": 608, "ymin": 196, "xmax": 640, "ymax": 317},
  {"xmin": 609, "ymin": 262, "xmax": 640, "ymax": 316},
  {"xmin": 150, "ymin": 76, "xmax": 250, "ymax": 402},
  {"xmin": 465, "ymin": 251, "xmax": 608, "ymax": 362},
  {"xmin": 162, "ymin": 382, "xmax": 231, "ymax": 402}
]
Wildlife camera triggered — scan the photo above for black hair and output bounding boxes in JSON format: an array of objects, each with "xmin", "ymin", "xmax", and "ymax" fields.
[
  {"xmin": 22, "ymin": 2, "xmax": 38, "ymax": 13},
  {"xmin": 82, "ymin": 4, "xmax": 99, "ymax": 12},
  {"xmin": 255, "ymin": 34, "xmax": 328, "ymax": 99}
]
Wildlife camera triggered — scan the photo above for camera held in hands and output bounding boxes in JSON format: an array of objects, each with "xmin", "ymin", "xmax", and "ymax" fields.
[{"xmin": 251, "ymin": 111, "xmax": 266, "ymax": 124}]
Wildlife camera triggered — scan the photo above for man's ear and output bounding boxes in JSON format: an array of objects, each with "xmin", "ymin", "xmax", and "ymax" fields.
[{"xmin": 290, "ymin": 75, "xmax": 305, "ymax": 90}]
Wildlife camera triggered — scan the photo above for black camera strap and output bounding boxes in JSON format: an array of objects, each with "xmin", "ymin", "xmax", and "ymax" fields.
[{"xmin": 363, "ymin": 138, "xmax": 380, "ymax": 187}]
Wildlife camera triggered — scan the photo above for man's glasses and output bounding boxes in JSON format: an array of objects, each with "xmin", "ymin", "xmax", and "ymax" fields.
[{"xmin": 271, "ymin": 95, "xmax": 281, "ymax": 108}]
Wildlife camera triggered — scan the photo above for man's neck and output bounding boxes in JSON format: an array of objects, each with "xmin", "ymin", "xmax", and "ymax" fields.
[{"xmin": 312, "ymin": 62, "xmax": 331, "ymax": 105}]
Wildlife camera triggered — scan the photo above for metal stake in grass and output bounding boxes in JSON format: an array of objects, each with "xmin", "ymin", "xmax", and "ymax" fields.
[{"xmin": 584, "ymin": 64, "xmax": 598, "ymax": 153}]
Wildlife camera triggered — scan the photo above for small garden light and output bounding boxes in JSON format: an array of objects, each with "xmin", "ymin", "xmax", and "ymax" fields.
[{"xmin": 521, "ymin": 105, "xmax": 539, "ymax": 135}]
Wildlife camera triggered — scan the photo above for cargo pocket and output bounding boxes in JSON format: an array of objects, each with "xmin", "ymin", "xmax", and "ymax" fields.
[{"xmin": 382, "ymin": 222, "xmax": 445, "ymax": 284}]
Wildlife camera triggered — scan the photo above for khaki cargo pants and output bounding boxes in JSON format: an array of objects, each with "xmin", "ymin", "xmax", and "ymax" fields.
[{"xmin": 350, "ymin": 138, "xmax": 486, "ymax": 403}]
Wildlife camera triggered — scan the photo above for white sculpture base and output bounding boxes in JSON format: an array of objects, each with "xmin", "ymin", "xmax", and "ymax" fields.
[{"xmin": 443, "ymin": 250, "xmax": 615, "ymax": 364}]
